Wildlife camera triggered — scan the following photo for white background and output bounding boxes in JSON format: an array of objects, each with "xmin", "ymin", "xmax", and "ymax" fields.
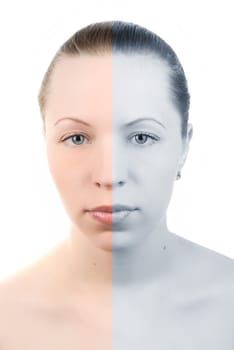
[{"xmin": 0, "ymin": 0, "xmax": 233, "ymax": 280}]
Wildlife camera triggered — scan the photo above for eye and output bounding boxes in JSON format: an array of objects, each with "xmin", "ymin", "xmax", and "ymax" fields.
[
  {"xmin": 62, "ymin": 134, "xmax": 89, "ymax": 146},
  {"xmin": 60, "ymin": 132, "xmax": 160, "ymax": 147},
  {"xmin": 130, "ymin": 132, "xmax": 160, "ymax": 146}
]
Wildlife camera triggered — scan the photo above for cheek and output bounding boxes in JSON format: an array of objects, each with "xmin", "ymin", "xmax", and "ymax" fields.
[
  {"xmin": 46, "ymin": 148, "xmax": 81, "ymax": 196},
  {"xmin": 46, "ymin": 150, "xmax": 87, "ymax": 219},
  {"xmin": 130, "ymin": 146, "xmax": 180, "ymax": 180},
  {"xmin": 142, "ymin": 161, "xmax": 177, "ymax": 218},
  {"xmin": 143, "ymin": 167, "xmax": 175, "ymax": 199},
  {"xmin": 47, "ymin": 149, "xmax": 66, "ymax": 183},
  {"xmin": 129, "ymin": 147, "xmax": 180, "ymax": 210}
]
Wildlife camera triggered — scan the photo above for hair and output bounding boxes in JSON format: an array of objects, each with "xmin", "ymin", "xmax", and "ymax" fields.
[{"xmin": 38, "ymin": 20, "xmax": 190, "ymax": 139}]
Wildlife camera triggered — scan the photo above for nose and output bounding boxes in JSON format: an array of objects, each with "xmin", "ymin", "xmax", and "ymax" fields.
[
  {"xmin": 92, "ymin": 143, "xmax": 128, "ymax": 190},
  {"xmin": 95, "ymin": 178, "xmax": 125, "ymax": 190}
]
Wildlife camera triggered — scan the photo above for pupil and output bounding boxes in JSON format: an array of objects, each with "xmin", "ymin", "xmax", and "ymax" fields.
[
  {"xmin": 137, "ymin": 134, "xmax": 146, "ymax": 143},
  {"xmin": 74, "ymin": 135, "xmax": 82, "ymax": 143}
]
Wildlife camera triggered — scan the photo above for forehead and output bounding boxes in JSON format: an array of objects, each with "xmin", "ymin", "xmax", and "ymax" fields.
[
  {"xmin": 112, "ymin": 53, "xmax": 170, "ymax": 92},
  {"xmin": 46, "ymin": 54, "xmax": 112, "ymax": 124},
  {"xmin": 112, "ymin": 53, "xmax": 172, "ymax": 121},
  {"xmin": 45, "ymin": 53, "xmax": 178, "ymax": 128}
]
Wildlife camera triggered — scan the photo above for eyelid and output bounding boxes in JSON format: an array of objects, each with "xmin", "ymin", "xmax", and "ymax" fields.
[
  {"xmin": 59, "ymin": 131, "xmax": 161, "ymax": 146},
  {"xmin": 129, "ymin": 131, "xmax": 161, "ymax": 141},
  {"xmin": 60, "ymin": 132, "xmax": 90, "ymax": 145}
]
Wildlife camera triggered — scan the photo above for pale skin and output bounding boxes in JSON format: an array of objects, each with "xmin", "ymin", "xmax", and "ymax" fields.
[{"xmin": 0, "ymin": 53, "xmax": 234, "ymax": 349}]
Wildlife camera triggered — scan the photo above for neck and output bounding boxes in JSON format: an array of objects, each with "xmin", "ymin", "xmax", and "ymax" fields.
[
  {"xmin": 59, "ymin": 216, "xmax": 176, "ymax": 293},
  {"xmin": 112, "ymin": 217, "xmax": 173, "ymax": 288}
]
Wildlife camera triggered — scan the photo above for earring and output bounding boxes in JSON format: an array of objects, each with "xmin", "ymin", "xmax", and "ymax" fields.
[{"xmin": 176, "ymin": 171, "xmax": 181, "ymax": 180}]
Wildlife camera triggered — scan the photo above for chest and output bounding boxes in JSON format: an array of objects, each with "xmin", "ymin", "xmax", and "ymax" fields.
[
  {"xmin": 2, "ymin": 292, "xmax": 234, "ymax": 350},
  {"xmin": 1, "ymin": 306, "xmax": 111, "ymax": 350},
  {"xmin": 112, "ymin": 287, "xmax": 234, "ymax": 350}
]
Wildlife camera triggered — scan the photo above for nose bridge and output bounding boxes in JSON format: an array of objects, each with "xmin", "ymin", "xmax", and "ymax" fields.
[
  {"xmin": 92, "ymin": 134, "xmax": 128, "ymax": 187},
  {"xmin": 112, "ymin": 136, "xmax": 128, "ymax": 183}
]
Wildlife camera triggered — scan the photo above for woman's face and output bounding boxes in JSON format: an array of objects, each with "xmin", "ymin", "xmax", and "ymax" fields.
[{"xmin": 43, "ymin": 53, "xmax": 192, "ymax": 252}]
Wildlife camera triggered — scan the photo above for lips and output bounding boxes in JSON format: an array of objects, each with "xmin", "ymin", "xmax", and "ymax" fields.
[
  {"xmin": 88, "ymin": 204, "xmax": 137, "ymax": 213},
  {"xmin": 87, "ymin": 205, "xmax": 138, "ymax": 225}
]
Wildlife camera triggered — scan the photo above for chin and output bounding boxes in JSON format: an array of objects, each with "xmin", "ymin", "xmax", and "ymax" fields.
[{"xmin": 91, "ymin": 230, "xmax": 113, "ymax": 252}]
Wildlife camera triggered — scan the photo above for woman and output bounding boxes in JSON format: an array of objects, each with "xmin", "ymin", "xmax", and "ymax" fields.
[{"xmin": 0, "ymin": 20, "xmax": 234, "ymax": 349}]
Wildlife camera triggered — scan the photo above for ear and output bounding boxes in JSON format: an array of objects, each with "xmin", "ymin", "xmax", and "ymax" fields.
[{"xmin": 177, "ymin": 123, "xmax": 193, "ymax": 173}]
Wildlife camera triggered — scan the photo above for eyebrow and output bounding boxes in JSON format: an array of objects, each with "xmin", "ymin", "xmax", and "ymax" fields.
[
  {"xmin": 54, "ymin": 116, "xmax": 166, "ymax": 129},
  {"xmin": 54, "ymin": 117, "xmax": 91, "ymax": 127},
  {"xmin": 125, "ymin": 117, "xmax": 165, "ymax": 129}
]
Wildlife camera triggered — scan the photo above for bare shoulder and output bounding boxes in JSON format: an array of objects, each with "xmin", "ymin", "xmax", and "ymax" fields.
[
  {"xmin": 0, "ymin": 266, "xmax": 42, "ymax": 333},
  {"xmin": 172, "ymin": 233, "xmax": 234, "ymax": 313},
  {"xmin": 178, "ymin": 234, "xmax": 234, "ymax": 276},
  {"xmin": 0, "ymin": 246, "xmax": 64, "ymax": 343},
  {"xmin": 0, "ymin": 241, "xmax": 73, "ymax": 336},
  {"xmin": 0, "ymin": 273, "xmax": 29, "ymax": 345}
]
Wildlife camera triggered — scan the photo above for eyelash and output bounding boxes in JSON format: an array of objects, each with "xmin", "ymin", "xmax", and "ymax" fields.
[{"xmin": 61, "ymin": 132, "xmax": 160, "ymax": 146}]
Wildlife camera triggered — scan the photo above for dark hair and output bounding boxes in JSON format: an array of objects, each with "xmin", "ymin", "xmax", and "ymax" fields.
[{"xmin": 38, "ymin": 20, "xmax": 190, "ymax": 139}]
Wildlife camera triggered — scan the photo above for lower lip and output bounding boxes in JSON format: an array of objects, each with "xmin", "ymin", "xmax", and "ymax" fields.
[{"xmin": 88, "ymin": 210, "xmax": 136, "ymax": 225}]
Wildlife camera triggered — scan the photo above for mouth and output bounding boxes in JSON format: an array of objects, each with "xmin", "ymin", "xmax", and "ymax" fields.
[
  {"xmin": 87, "ymin": 204, "xmax": 138, "ymax": 213},
  {"xmin": 86, "ymin": 204, "xmax": 138, "ymax": 225},
  {"xmin": 88, "ymin": 210, "xmax": 137, "ymax": 225}
]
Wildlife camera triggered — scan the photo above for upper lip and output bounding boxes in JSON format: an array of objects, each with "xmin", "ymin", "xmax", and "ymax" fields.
[{"xmin": 88, "ymin": 204, "xmax": 137, "ymax": 212}]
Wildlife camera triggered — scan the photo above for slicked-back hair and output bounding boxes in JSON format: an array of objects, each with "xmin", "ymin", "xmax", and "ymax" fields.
[{"xmin": 38, "ymin": 20, "xmax": 190, "ymax": 139}]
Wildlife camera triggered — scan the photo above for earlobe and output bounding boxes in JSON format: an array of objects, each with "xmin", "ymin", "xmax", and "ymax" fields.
[
  {"xmin": 187, "ymin": 123, "xmax": 193, "ymax": 142},
  {"xmin": 176, "ymin": 171, "xmax": 182, "ymax": 180},
  {"xmin": 176, "ymin": 124, "xmax": 194, "ymax": 179}
]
